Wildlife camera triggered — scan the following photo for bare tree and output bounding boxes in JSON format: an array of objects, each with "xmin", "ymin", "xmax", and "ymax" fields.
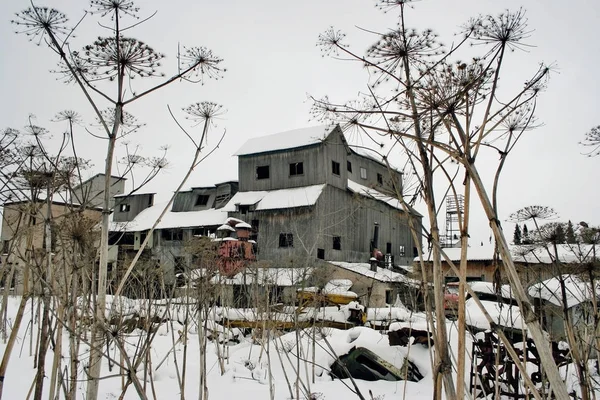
[
  {"xmin": 12, "ymin": 1, "xmax": 225, "ymax": 398},
  {"xmin": 311, "ymin": 1, "xmax": 570, "ymax": 398}
]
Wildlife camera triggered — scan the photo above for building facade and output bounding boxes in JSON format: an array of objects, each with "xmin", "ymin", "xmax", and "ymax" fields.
[{"xmin": 227, "ymin": 124, "xmax": 420, "ymax": 266}]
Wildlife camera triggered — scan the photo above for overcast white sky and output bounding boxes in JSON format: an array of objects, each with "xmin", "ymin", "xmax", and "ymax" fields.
[{"xmin": 1, "ymin": 0, "xmax": 598, "ymax": 244}]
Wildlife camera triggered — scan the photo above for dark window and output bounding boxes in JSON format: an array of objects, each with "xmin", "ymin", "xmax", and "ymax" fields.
[
  {"xmin": 2, "ymin": 240, "xmax": 9, "ymax": 254},
  {"xmin": 333, "ymin": 236, "xmax": 341, "ymax": 250},
  {"xmin": 332, "ymin": 161, "xmax": 340, "ymax": 176},
  {"xmin": 385, "ymin": 290, "xmax": 394, "ymax": 305},
  {"xmin": 148, "ymin": 195, "xmax": 154, "ymax": 207},
  {"xmin": 278, "ymin": 233, "xmax": 294, "ymax": 248},
  {"xmin": 108, "ymin": 232, "xmax": 134, "ymax": 245},
  {"xmin": 239, "ymin": 205, "xmax": 249, "ymax": 214},
  {"xmin": 270, "ymin": 286, "xmax": 283, "ymax": 304},
  {"xmin": 317, "ymin": 248, "xmax": 325, "ymax": 260},
  {"xmin": 192, "ymin": 227, "xmax": 207, "ymax": 236},
  {"xmin": 347, "ymin": 161, "xmax": 352, "ymax": 173},
  {"xmin": 195, "ymin": 194, "xmax": 210, "ymax": 206},
  {"xmin": 386, "ymin": 242, "xmax": 392, "ymax": 254},
  {"xmin": 233, "ymin": 285, "xmax": 250, "ymax": 308},
  {"xmin": 399, "ymin": 245, "xmax": 405, "ymax": 256},
  {"xmin": 377, "ymin": 173, "xmax": 383, "ymax": 185},
  {"xmin": 360, "ymin": 167, "xmax": 367, "ymax": 179},
  {"xmin": 0, "ymin": 265, "xmax": 15, "ymax": 289},
  {"xmin": 119, "ymin": 203, "xmax": 130, "ymax": 212},
  {"xmin": 31, "ymin": 217, "xmax": 37, "ymax": 225},
  {"xmin": 162, "ymin": 229, "xmax": 183, "ymax": 241},
  {"xmin": 289, "ymin": 162, "xmax": 304, "ymax": 176},
  {"xmin": 251, "ymin": 219, "xmax": 259, "ymax": 241},
  {"xmin": 256, "ymin": 165, "xmax": 270, "ymax": 180},
  {"xmin": 413, "ymin": 246, "xmax": 419, "ymax": 257},
  {"xmin": 140, "ymin": 231, "xmax": 148, "ymax": 244}
]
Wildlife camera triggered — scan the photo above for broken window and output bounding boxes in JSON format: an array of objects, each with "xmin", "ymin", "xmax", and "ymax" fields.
[
  {"xmin": 256, "ymin": 165, "xmax": 270, "ymax": 180},
  {"xmin": 360, "ymin": 167, "xmax": 367, "ymax": 180},
  {"xmin": 317, "ymin": 248, "xmax": 325, "ymax": 260},
  {"xmin": 347, "ymin": 161, "xmax": 352, "ymax": 173},
  {"xmin": 289, "ymin": 162, "xmax": 304, "ymax": 176},
  {"xmin": 377, "ymin": 173, "xmax": 383, "ymax": 185},
  {"xmin": 399, "ymin": 245, "xmax": 405, "ymax": 256},
  {"xmin": 162, "ymin": 229, "xmax": 183, "ymax": 241},
  {"xmin": 119, "ymin": 203, "xmax": 130, "ymax": 212},
  {"xmin": 2, "ymin": 240, "xmax": 9, "ymax": 254},
  {"xmin": 332, "ymin": 161, "xmax": 340, "ymax": 176},
  {"xmin": 333, "ymin": 236, "xmax": 341, "ymax": 250},
  {"xmin": 279, "ymin": 233, "xmax": 294, "ymax": 248},
  {"xmin": 195, "ymin": 194, "xmax": 210, "ymax": 206}
]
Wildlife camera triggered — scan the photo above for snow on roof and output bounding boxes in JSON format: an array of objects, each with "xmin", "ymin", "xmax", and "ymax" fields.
[
  {"xmin": 216, "ymin": 267, "xmax": 314, "ymax": 287},
  {"xmin": 110, "ymin": 201, "xmax": 228, "ymax": 232},
  {"xmin": 348, "ymin": 146, "xmax": 398, "ymax": 169},
  {"xmin": 328, "ymin": 261, "xmax": 420, "ymax": 286},
  {"xmin": 217, "ymin": 224, "xmax": 236, "ymax": 231},
  {"xmin": 223, "ymin": 184, "xmax": 326, "ymax": 212},
  {"xmin": 347, "ymin": 179, "xmax": 404, "ymax": 211},
  {"xmin": 235, "ymin": 222, "xmax": 252, "ymax": 229},
  {"xmin": 465, "ymin": 298, "xmax": 526, "ymax": 331},
  {"xmin": 416, "ymin": 243, "xmax": 597, "ymax": 264},
  {"xmin": 468, "ymin": 281, "xmax": 516, "ymax": 300},
  {"xmin": 347, "ymin": 180, "xmax": 422, "ymax": 217},
  {"xmin": 528, "ymin": 275, "xmax": 600, "ymax": 308},
  {"xmin": 513, "ymin": 244, "xmax": 597, "ymax": 264},
  {"xmin": 417, "ymin": 245, "xmax": 498, "ymax": 262},
  {"xmin": 234, "ymin": 125, "xmax": 336, "ymax": 156}
]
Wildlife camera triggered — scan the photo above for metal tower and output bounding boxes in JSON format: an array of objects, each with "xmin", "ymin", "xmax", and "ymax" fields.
[{"xmin": 443, "ymin": 194, "xmax": 464, "ymax": 248}]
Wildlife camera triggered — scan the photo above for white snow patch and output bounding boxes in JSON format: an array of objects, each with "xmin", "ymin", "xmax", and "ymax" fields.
[{"xmin": 234, "ymin": 125, "xmax": 336, "ymax": 156}]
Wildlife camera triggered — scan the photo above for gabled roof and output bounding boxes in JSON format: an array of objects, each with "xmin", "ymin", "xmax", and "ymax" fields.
[
  {"xmin": 234, "ymin": 125, "xmax": 338, "ymax": 156},
  {"xmin": 222, "ymin": 184, "xmax": 326, "ymax": 212}
]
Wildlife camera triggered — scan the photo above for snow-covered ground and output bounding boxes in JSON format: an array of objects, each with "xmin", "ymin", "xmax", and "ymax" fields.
[
  {"xmin": 0, "ymin": 295, "xmax": 597, "ymax": 399},
  {"xmin": 0, "ymin": 296, "xmax": 441, "ymax": 399}
]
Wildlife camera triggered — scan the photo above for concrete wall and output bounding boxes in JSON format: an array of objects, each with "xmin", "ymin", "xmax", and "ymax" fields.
[{"xmin": 1, "ymin": 201, "xmax": 102, "ymax": 294}]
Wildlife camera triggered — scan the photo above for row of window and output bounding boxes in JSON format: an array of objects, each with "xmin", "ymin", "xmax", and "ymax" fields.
[
  {"xmin": 278, "ymin": 233, "xmax": 341, "ymax": 250},
  {"xmin": 255, "ymin": 161, "xmax": 380, "ymax": 183}
]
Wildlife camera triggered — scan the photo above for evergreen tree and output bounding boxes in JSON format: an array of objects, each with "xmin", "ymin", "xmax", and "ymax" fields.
[
  {"xmin": 566, "ymin": 220, "xmax": 577, "ymax": 243},
  {"xmin": 513, "ymin": 224, "xmax": 522, "ymax": 244},
  {"xmin": 554, "ymin": 223, "xmax": 566, "ymax": 244},
  {"xmin": 523, "ymin": 224, "xmax": 530, "ymax": 244}
]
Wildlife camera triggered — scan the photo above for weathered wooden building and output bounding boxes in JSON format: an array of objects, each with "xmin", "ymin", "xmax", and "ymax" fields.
[
  {"xmin": 227, "ymin": 125, "xmax": 421, "ymax": 266},
  {"xmin": 107, "ymin": 125, "xmax": 421, "ymax": 293},
  {"xmin": 107, "ymin": 181, "xmax": 238, "ymax": 290}
]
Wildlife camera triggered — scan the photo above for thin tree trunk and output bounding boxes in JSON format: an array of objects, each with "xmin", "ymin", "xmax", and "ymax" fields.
[
  {"xmin": 466, "ymin": 160, "xmax": 570, "ymax": 399},
  {"xmin": 457, "ymin": 175, "xmax": 471, "ymax": 399}
]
